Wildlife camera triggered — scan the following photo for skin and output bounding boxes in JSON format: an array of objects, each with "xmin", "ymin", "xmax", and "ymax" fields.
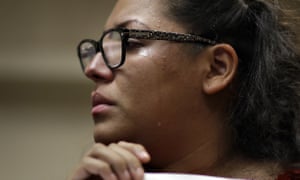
[{"xmin": 69, "ymin": 0, "xmax": 252, "ymax": 179}]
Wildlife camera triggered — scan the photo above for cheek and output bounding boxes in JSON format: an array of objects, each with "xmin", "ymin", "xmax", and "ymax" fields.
[
  {"xmin": 118, "ymin": 55, "xmax": 164, "ymax": 120},
  {"xmin": 115, "ymin": 45, "xmax": 200, "ymax": 128}
]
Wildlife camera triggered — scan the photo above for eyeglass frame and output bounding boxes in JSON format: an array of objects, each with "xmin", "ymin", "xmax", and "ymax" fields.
[{"xmin": 77, "ymin": 28, "xmax": 218, "ymax": 71}]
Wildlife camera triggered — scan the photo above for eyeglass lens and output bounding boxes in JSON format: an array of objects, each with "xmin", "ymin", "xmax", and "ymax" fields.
[
  {"xmin": 79, "ymin": 42, "xmax": 97, "ymax": 70},
  {"xmin": 79, "ymin": 30, "xmax": 123, "ymax": 70},
  {"xmin": 102, "ymin": 31, "xmax": 123, "ymax": 68}
]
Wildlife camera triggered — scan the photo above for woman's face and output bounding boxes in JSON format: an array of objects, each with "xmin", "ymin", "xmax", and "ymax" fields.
[{"xmin": 86, "ymin": 0, "xmax": 218, "ymax": 166}]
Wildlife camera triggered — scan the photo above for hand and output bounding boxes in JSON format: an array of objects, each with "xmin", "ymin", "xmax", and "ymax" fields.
[{"xmin": 69, "ymin": 141, "xmax": 151, "ymax": 180}]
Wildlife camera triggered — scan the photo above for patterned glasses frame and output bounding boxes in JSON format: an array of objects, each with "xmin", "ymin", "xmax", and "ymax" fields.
[{"xmin": 77, "ymin": 28, "xmax": 217, "ymax": 71}]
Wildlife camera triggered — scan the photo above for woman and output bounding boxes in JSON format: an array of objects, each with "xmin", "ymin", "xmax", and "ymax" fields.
[{"xmin": 71, "ymin": 0, "xmax": 300, "ymax": 179}]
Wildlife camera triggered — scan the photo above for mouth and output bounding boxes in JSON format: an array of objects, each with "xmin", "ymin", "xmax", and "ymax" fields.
[{"xmin": 91, "ymin": 91, "xmax": 115, "ymax": 115}]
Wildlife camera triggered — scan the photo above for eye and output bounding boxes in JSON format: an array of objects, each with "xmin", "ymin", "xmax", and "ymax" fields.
[{"xmin": 126, "ymin": 38, "xmax": 144, "ymax": 51}]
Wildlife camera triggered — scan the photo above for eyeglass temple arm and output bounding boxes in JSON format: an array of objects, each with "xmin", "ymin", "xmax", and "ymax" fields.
[{"xmin": 126, "ymin": 29, "xmax": 217, "ymax": 45}]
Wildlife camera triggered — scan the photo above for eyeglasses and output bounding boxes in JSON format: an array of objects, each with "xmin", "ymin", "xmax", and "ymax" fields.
[{"xmin": 77, "ymin": 28, "xmax": 217, "ymax": 71}]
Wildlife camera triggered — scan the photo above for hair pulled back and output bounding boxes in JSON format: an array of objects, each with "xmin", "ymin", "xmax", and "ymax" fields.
[{"xmin": 167, "ymin": 0, "xmax": 300, "ymax": 163}]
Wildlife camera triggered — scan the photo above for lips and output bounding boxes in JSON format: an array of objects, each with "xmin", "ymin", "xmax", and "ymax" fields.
[{"xmin": 91, "ymin": 91, "xmax": 115, "ymax": 115}]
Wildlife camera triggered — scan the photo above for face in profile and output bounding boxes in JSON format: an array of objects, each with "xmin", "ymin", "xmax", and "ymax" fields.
[{"xmin": 85, "ymin": 0, "xmax": 220, "ymax": 166}]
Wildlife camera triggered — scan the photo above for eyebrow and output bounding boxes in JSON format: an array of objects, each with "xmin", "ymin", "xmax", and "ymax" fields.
[{"xmin": 113, "ymin": 19, "xmax": 151, "ymax": 30}]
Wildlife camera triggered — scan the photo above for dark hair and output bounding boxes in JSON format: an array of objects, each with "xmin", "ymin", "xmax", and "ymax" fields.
[{"xmin": 166, "ymin": 0, "xmax": 300, "ymax": 163}]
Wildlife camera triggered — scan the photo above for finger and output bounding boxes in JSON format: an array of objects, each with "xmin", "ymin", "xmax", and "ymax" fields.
[
  {"xmin": 118, "ymin": 141, "xmax": 151, "ymax": 163},
  {"xmin": 89, "ymin": 143, "xmax": 131, "ymax": 180},
  {"xmin": 109, "ymin": 143, "xmax": 145, "ymax": 180},
  {"xmin": 71, "ymin": 156, "xmax": 117, "ymax": 180}
]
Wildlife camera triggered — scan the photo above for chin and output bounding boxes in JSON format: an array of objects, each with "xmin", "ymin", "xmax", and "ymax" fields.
[{"xmin": 93, "ymin": 122, "xmax": 136, "ymax": 145}]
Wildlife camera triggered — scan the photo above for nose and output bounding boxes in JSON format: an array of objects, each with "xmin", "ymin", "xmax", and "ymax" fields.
[{"xmin": 84, "ymin": 52, "xmax": 114, "ymax": 82}]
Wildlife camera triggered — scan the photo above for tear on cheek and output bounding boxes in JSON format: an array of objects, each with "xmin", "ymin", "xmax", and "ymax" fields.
[{"xmin": 138, "ymin": 49, "xmax": 150, "ymax": 57}]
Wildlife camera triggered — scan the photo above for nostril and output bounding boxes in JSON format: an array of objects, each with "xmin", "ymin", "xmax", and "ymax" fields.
[
  {"xmin": 92, "ymin": 74, "xmax": 100, "ymax": 81},
  {"xmin": 85, "ymin": 68, "xmax": 98, "ymax": 80}
]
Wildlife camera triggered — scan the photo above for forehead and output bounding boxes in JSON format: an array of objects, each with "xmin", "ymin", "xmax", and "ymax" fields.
[{"xmin": 105, "ymin": 0, "xmax": 181, "ymax": 31}]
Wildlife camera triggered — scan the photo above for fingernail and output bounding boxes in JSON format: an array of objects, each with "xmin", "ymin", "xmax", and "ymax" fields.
[{"xmin": 138, "ymin": 151, "xmax": 150, "ymax": 160}]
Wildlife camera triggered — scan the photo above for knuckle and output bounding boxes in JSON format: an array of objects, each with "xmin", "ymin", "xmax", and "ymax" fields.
[
  {"xmin": 111, "ymin": 157, "xmax": 127, "ymax": 169},
  {"xmin": 85, "ymin": 143, "xmax": 105, "ymax": 156},
  {"xmin": 81, "ymin": 158, "xmax": 98, "ymax": 170},
  {"xmin": 108, "ymin": 143, "xmax": 117, "ymax": 148},
  {"xmin": 81, "ymin": 156, "xmax": 91, "ymax": 164},
  {"xmin": 93, "ymin": 143, "xmax": 105, "ymax": 149},
  {"xmin": 89, "ymin": 144, "xmax": 108, "ymax": 157},
  {"xmin": 117, "ymin": 141, "xmax": 128, "ymax": 146},
  {"xmin": 97, "ymin": 163, "xmax": 111, "ymax": 173}
]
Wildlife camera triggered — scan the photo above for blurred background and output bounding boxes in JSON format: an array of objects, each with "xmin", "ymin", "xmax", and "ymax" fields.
[{"xmin": 0, "ymin": 0, "xmax": 116, "ymax": 179}]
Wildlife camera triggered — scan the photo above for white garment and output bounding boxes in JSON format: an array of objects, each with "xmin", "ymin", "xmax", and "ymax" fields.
[{"xmin": 144, "ymin": 173, "xmax": 247, "ymax": 180}]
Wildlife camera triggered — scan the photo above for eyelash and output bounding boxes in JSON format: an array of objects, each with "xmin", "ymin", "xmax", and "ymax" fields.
[{"xmin": 126, "ymin": 38, "xmax": 144, "ymax": 50}]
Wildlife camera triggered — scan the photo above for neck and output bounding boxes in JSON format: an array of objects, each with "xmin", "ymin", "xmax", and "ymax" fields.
[
  {"xmin": 156, "ymin": 124, "xmax": 233, "ymax": 174},
  {"xmin": 155, "ymin": 100, "xmax": 233, "ymax": 175},
  {"xmin": 156, "ymin": 151, "xmax": 283, "ymax": 180}
]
